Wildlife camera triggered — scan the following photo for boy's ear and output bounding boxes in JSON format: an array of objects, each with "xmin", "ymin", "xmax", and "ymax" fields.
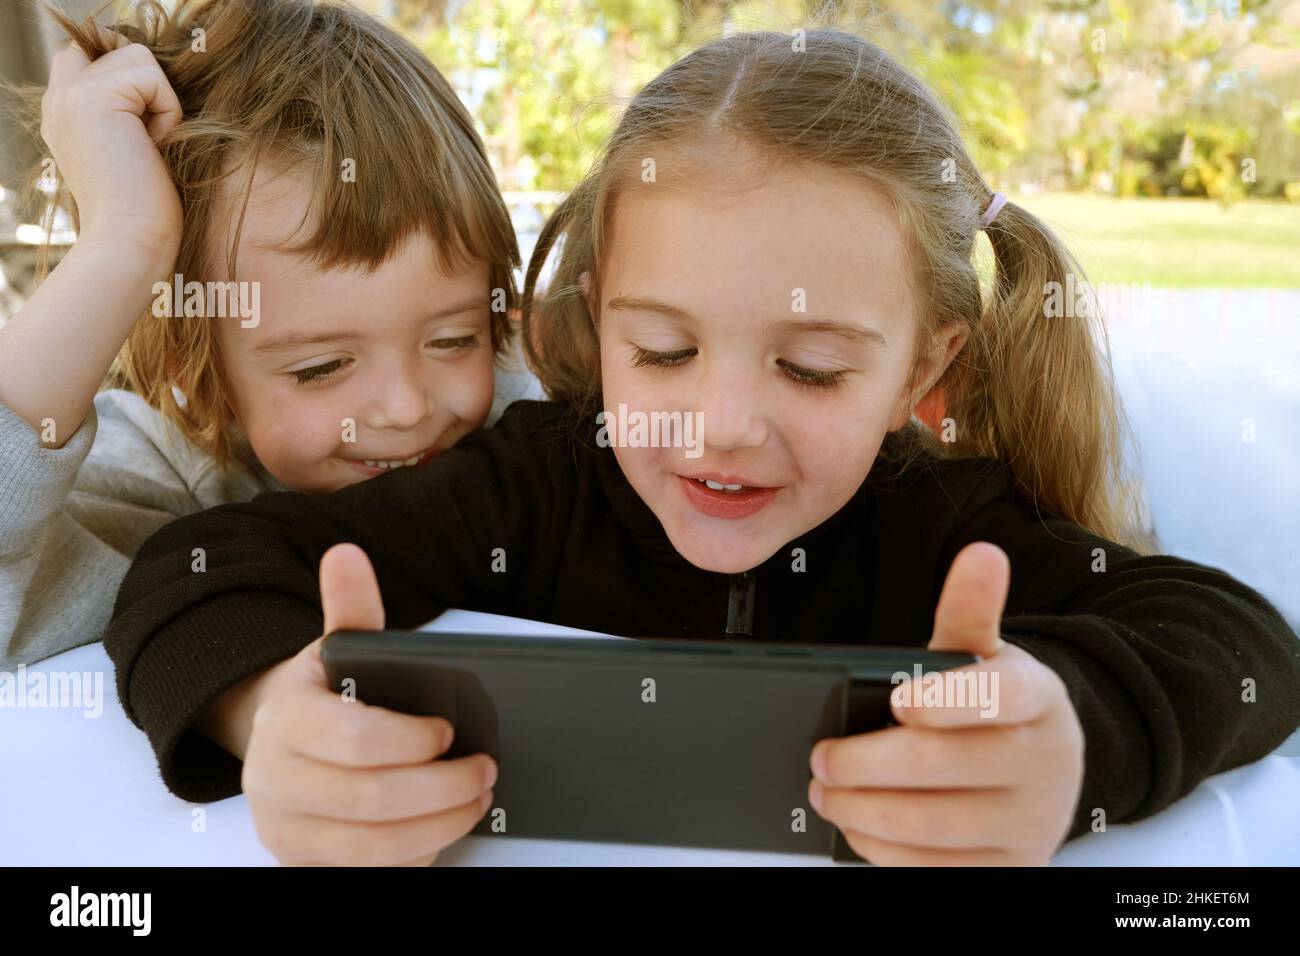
[{"xmin": 166, "ymin": 359, "xmax": 187, "ymax": 396}]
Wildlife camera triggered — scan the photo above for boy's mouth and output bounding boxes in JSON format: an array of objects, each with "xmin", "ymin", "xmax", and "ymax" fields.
[{"xmin": 343, "ymin": 444, "xmax": 441, "ymax": 476}]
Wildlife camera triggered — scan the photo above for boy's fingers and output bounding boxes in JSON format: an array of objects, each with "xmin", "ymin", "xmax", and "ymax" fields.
[
  {"xmin": 90, "ymin": 22, "xmax": 132, "ymax": 52},
  {"xmin": 319, "ymin": 542, "xmax": 386, "ymax": 635},
  {"xmin": 93, "ymin": 58, "xmax": 184, "ymax": 139},
  {"xmin": 256, "ymin": 751, "xmax": 497, "ymax": 823},
  {"xmin": 135, "ymin": 67, "xmax": 184, "ymax": 139}
]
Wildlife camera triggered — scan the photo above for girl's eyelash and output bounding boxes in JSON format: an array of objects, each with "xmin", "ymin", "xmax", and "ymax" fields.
[
  {"xmin": 631, "ymin": 346, "xmax": 848, "ymax": 390},
  {"xmin": 777, "ymin": 359, "xmax": 849, "ymax": 390},
  {"xmin": 291, "ymin": 358, "xmax": 350, "ymax": 385},
  {"xmin": 288, "ymin": 336, "xmax": 479, "ymax": 386}
]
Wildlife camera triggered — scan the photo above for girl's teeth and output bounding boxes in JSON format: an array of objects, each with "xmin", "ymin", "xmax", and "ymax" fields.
[{"xmin": 701, "ymin": 479, "xmax": 745, "ymax": 492}]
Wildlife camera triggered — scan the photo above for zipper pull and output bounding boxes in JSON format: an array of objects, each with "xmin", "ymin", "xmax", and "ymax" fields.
[{"xmin": 725, "ymin": 570, "xmax": 756, "ymax": 638}]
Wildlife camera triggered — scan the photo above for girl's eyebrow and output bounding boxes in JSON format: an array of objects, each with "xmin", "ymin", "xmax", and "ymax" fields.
[
  {"xmin": 605, "ymin": 295, "xmax": 887, "ymax": 348},
  {"xmin": 606, "ymin": 295, "xmax": 695, "ymax": 324},
  {"xmin": 253, "ymin": 296, "xmax": 490, "ymax": 353},
  {"xmin": 770, "ymin": 319, "xmax": 888, "ymax": 349}
]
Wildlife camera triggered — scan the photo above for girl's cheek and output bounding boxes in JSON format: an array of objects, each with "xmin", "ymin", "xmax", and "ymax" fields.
[{"xmin": 602, "ymin": 367, "xmax": 661, "ymax": 413}]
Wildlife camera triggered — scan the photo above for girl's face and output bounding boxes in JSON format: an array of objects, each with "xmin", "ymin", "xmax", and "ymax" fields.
[
  {"xmin": 598, "ymin": 158, "xmax": 965, "ymax": 573},
  {"xmin": 212, "ymin": 167, "xmax": 495, "ymax": 493}
]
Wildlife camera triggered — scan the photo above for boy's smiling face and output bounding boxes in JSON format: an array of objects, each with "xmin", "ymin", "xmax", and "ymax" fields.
[
  {"xmin": 211, "ymin": 166, "xmax": 495, "ymax": 493},
  {"xmin": 597, "ymin": 156, "xmax": 965, "ymax": 574}
]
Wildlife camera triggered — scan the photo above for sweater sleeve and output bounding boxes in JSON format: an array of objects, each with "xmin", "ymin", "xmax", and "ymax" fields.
[
  {"xmin": 935, "ymin": 464, "xmax": 1300, "ymax": 842},
  {"xmin": 0, "ymin": 392, "xmax": 212, "ymax": 668},
  {"xmin": 103, "ymin": 401, "xmax": 571, "ymax": 802}
]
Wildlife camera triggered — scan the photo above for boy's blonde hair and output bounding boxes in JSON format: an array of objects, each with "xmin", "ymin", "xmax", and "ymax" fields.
[
  {"xmin": 27, "ymin": 0, "xmax": 518, "ymax": 469},
  {"xmin": 524, "ymin": 29, "xmax": 1149, "ymax": 551}
]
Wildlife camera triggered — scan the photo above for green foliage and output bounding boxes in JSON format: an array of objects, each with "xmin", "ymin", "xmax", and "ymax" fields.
[
  {"xmin": 1179, "ymin": 120, "xmax": 1256, "ymax": 200},
  {"xmin": 382, "ymin": 0, "xmax": 1300, "ymax": 201},
  {"xmin": 915, "ymin": 41, "xmax": 1030, "ymax": 176}
]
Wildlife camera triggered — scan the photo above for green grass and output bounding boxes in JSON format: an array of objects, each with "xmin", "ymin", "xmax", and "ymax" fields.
[{"xmin": 1004, "ymin": 194, "xmax": 1300, "ymax": 289}]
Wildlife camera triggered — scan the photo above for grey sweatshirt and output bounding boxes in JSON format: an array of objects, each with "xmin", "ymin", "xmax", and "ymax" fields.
[{"xmin": 0, "ymin": 363, "xmax": 543, "ymax": 668}]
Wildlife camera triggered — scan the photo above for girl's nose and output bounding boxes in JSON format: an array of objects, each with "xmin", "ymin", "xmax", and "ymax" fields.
[{"xmin": 693, "ymin": 361, "xmax": 768, "ymax": 452}]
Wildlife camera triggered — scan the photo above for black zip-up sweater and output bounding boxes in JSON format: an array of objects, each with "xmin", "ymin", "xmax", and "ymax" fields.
[{"xmin": 105, "ymin": 401, "xmax": 1300, "ymax": 841}]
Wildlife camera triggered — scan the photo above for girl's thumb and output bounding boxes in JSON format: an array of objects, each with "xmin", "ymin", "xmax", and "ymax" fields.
[
  {"xmin": 927, "ymin": 542, "xmax": 1009, "ymax": 657},
  {"xmin": 319, "ymin": 543, "xmax": 386, "ymax": 636}
]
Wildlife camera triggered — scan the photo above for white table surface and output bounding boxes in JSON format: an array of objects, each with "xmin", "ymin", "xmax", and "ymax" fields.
[{"xmin": 3, "ymin": 609, "xmax": 1298, "ymax": 866}]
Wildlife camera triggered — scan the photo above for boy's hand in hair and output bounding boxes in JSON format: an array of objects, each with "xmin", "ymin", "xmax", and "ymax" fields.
[
  {"xmin": 808, "ymin": 542, "xmax": 1085, "ymax": 866},
  {"xmin": 1, "ymin": 29, "xmax": 185, "ymax": 444},
  {"xmin": 40, "ymin": 30, "xmax": 183, "ymax": 256},
  {"xmin": 236, "ymin": 544, "xmax": 496, "ymax": 866}
]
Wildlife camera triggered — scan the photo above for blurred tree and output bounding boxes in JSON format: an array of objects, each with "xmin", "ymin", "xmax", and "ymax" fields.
[
  {"xmin": 393, "ymin": 0, "xmax": 685, "ymax": 192},
  {"xmin": 379, "ymin": 0, "xmax": 1300, "ymax": 200}
]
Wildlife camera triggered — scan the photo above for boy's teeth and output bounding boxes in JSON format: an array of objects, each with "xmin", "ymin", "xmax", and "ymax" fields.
[
  {"xmin": 701, "ymin": 479, "xmax": 745, "ymax": 492},
  {"xmin": 361, "ymin": 455, "xmax": 422, "ymax": 470}
]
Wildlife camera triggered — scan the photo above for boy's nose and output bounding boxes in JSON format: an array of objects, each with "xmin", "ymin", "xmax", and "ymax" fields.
[{"xmin": 368, "ymin": 370, "xmax": 432, "ymax": 431}]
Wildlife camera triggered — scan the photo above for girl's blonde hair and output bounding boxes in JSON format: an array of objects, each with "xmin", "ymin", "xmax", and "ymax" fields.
[
  {"xmin": 524, "ymin": 29, "xmax": 1150, "ymax": 551},
  {"xmin": 22, "ymin": 0, "xmax": 518, "ymax": 469}
]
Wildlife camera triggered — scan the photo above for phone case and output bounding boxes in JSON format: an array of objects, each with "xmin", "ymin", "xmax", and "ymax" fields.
[{"xmin": 321, "ymin": 630, "xmax": 975, "ymax": 862}]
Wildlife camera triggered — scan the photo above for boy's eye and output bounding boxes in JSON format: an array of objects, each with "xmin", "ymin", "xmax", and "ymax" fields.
[
  {"xmin": 630, "ymin": 345, "xmax": 696, "ymax": 368},
  {"xmin": 290, "ymin": 358, "xmax": 351, "ymax": 385},
  {"xmin": 429, "ymin": 334, "xmax": 480, "ymax": 351},
  {"xmin": 287, "ymin": 336, "xmax": 478, "ymax": 386},
  {"xmin": 777, "ymin": 358, "xmax": 848, "ymax": 390}
]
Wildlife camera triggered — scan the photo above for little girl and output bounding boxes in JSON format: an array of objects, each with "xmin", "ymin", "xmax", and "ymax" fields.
[
  {"xmin": 0, "ymin": 0, "xmax": 539, "ymax": 668},
  {"xmin": 104, "ymin": 29, "xmax": 1300, "ymax": 866}
]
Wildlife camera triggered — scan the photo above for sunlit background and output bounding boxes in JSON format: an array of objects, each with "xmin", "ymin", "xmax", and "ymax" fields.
[{"xmin": 0, "ymin": 0, "xmax": 1297, "ymax": 636}]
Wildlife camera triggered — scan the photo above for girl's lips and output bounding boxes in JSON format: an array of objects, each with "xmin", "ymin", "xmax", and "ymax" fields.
[{"xmin": 676, "ymin": 474, "xmax": 779, "ymax": 519}]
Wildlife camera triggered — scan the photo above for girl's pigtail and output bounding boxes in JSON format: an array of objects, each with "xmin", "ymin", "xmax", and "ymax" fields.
[{"xmin": 943, "ymin": 196, "xmax": 1150, "ymax": 550}]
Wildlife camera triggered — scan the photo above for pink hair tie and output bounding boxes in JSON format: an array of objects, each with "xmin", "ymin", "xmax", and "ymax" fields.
[{"xmin": 979, "ymin": 192, "xmax": 1007, "ymax": 229}]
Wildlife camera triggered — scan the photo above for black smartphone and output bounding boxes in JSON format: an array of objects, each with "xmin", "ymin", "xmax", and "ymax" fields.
[{"xmin": 321, "ymin": 629, "xmax": 977, "ymax": 862}]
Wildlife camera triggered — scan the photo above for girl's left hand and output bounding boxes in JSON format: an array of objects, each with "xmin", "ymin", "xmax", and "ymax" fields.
[{"xmin": 808, "ymin": 542, "xmax": 1084, "ymax": 865}]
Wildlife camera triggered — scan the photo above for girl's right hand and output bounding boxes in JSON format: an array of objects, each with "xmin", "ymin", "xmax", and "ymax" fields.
[
  {"xmin": 241, "ymin": 544, "xmax": 497, "ymax": 866},
  {"xmin": 40, "ymin": 31, "xmax": 183, "ymax": 256}
]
